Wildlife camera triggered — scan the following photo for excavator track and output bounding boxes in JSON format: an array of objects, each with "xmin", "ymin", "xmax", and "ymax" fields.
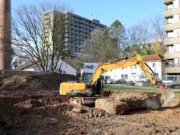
[{"xmin": 68, "ymin": 96, "xmax": 101, "ymax": 107}]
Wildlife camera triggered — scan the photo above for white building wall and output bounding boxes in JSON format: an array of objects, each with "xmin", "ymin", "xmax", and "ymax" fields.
[
  {"xmin": 57, "ymin": 60, "xmax": 77, "ymax": 76},
  {"xmin": 103, "ymin": 60, "xmax": 164, "ymax": 82},
  {"xmin": 16, "ymin": 59, "xmax": 77, "ymax": 76}
]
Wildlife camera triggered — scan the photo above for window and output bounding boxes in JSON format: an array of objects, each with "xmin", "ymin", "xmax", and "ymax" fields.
[
  {"xmin": 125, "ymin": 74, "xmax": 128, "ymax": 79},
  {"xmin": 167, "ymin": 2, "xmax": 173, "ymax": 10},
  {"xmin": 167, "ymin": 59, "xmax": 174, "ymax": 66},
  {"xmin": 167, "ymin": 30, "xmax": 174, "ymax": 38},
  {"xmin": 152, "ymin": 63, "xmax": 156, "ymax": 68},
  {"xmin": 167, "ymin": 45, "xmax": 174, "ymax": 53},
  {"xmin": 167, "ymin": 17, "xmax": 173, "ymax": 24},
  {"xmin": 121, "ymin": 74, "xmax": 128, "ymax": 79},
  {"xmin": 175, "ymin": 58, "xmax": 180, "ymax": 66},
  {"xmin": 174, "ymin": 44, "xmax": 180, "ymax": 52}
]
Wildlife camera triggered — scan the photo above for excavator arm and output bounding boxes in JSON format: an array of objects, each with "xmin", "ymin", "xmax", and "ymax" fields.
[{"xmin": 91, "ymin": 54, "xmax": 158, "ymax": 87}]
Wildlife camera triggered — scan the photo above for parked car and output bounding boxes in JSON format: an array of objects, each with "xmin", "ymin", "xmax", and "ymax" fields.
[
  {"xmin": 101, "ymin": 76, "xmax": 110, "ymax": 84},
  {"xmin": 126, "ymin": 81, "xmax": 135, "ymax": 86},
  {"xmin": 108, "ymin": 79, "xmax": 117, "ymax": 84},
  {"xmin": 163, "ymin": 75, "xmax": 180, "ymax": 88},
  {"xmin": 115, "ymin": 79, "xmax": 127, "ymax": 84}
]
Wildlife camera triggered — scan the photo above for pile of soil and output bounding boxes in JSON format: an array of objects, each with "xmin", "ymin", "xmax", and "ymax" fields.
[{"xmin": 0, "ymin": 73, "xmax": 78, "ymax": 91}]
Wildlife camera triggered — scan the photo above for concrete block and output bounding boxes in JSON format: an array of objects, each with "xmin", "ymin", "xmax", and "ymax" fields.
[{"xmin": 95, "ymin": 98, "xmax": 128, "ymax": 115}]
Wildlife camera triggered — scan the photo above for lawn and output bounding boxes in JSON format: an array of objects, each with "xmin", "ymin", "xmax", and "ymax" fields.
[{"xmin": 104, "ymin": 84, "xmax": 180, "ymax": 93}]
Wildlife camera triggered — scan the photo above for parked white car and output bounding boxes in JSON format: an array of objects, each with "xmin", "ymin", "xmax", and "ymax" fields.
[{"xmin": 163, "ymin": 75, "xmax": 180, "ymax": 88}]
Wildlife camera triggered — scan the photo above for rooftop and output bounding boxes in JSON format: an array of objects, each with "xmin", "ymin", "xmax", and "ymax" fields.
[
  {"xmin": 124, "ymin": 54, "xmax": 163, "ymax": 63},
  {"xmin": 141, "ymin": 54, "xmax": 162, "ymax": 61}
]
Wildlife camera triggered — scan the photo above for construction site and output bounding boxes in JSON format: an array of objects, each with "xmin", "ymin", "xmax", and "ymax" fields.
[
  {"xmin": 1, "ymin": 0, "xmax": 180, "ymax": 134},
  {"xmin": 0, "ymin": 72, "xmax": 180, "ymax": 135}
]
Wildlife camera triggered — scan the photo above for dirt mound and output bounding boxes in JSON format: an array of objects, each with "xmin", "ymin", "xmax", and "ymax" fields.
[{"xmin": 0, "ymin": 73, "xmax": 77, "ymax": 91}]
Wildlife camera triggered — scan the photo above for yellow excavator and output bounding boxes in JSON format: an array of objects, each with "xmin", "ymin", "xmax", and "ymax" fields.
[{"xmin": 60, "ymin": 54, "xmax": 175, "ymax": 106}]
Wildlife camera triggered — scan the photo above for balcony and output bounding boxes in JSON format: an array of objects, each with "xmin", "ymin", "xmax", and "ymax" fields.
[
  {"xmin": 164, "ymin": 8, "xmax": 180, "ymax": 18},
  {"xmin": 164, "ymin": 37, "xmax": 180, "ymax": 45},
  {"xmin": 164, "ymin": 22, "xmax": 180, "ymax": 31},
  {"xmin": 165, "ymin": 63, "xmax": 180, "ymax": 73},
  {"xmin": 164, "ymin": 0, "xmax": 174, "ymax": 4},
  {"xmin": 164, "ymin": 51, "xmax": 180, "ymax": 59},
  {"xmin": 165, "ymin": 66, "xmax": 180, "ymax": 73}
]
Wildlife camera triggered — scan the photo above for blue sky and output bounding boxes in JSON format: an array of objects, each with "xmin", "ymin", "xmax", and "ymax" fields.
[{"xmin": 12, "ymin": 0, "xmax": 164, "ymax": 28}]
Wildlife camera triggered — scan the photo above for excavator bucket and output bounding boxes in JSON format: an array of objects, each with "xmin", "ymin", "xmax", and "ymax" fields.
[
  {"xmin": 160, "ymin": 90, "xmax": 175, "ymax": 106},
  {"xmin": 157, "ymin": 85, "xmax": 175, "ymax": 106}
]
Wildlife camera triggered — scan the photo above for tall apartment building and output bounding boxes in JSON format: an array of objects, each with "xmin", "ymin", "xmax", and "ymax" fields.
[
  {"xmin": 41, "ymin": 10, "xmax": 106, "ymax": 56},
  {"xmin": 164, "ymin": 0, "xmax": 180, "ymax": 74}
]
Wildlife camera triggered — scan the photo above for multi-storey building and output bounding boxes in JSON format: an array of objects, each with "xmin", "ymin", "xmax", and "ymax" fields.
[
  {"xmin": 164, "ymin": 0, "xmax": 180, "ymax": 74},
  {"xmin": 41, "ymin": 10, "xmax": 106, "ymax": 56}
]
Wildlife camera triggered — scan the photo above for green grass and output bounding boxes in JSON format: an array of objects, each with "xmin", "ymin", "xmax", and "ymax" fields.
[{"xmin": 103, "ymin": 85, "xmax": 180, "ymax": 93}]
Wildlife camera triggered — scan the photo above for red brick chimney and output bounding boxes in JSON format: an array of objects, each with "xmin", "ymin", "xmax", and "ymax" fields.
[{"xmin": 0, "ymin": 0, "xmax": 11, "ymax": 70}]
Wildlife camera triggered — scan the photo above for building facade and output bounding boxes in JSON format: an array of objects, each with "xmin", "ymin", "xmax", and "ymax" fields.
[
  {"xmin": 12, "ymin": 56, "xmax": 77, "ymax": 76},
  {"xmin": 41, "ymin": 10, "xmax": 106, "ymax": 56},
  {"xmin": 164, "ymin": 0, "xmax": 180, "ymax": 74},
  {"xmin": 103, "ymin": 54, "xmax": 165, "ymax": 81}
]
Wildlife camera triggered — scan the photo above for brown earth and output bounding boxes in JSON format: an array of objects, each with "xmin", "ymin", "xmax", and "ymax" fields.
[
  {"xmin": 1, "ymin": 73, "xmax": 180, "ymax": 135},
  {"xmin": 0, "ymin": 73, "xmax": 78, "ymax": 96}
]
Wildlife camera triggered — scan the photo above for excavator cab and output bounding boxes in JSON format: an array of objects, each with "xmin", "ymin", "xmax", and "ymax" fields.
[
  {"xmin": 60, "ymin": 71, "xmax": 103, "ymax": 96},
  {"xmin": 81, "ymin": 72, "xmax": 93, "ymax": 84}
]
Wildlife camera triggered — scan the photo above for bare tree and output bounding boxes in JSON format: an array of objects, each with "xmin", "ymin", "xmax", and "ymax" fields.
[
  {"xmin": 125, "ymin": 20, "xmax": 154, "ymax": 56},
  {"xmin": 12, "ymin": 2, "xmax": 71, "ymax": 72},
  {"xmin": 151, "ymin": 16, "xmax": 165, "ymax": 43},
  {"xmin": 109, "ymin": 20, "xmax": 126, "ymax": 57},
  {"xmin": 151, "ymin": 16, "xmax": 166, "ymax": 55}
]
